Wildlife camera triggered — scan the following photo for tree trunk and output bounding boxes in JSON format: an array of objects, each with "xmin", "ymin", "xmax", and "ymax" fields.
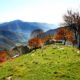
[
  {"xmin": 74, "ymin": 31, "xmax": 77, "ymax": 41},
  {"xmin": 77, "ymin": 34, "xmax": 80, "ymax": 49},
  {"xmin": 63, "ymin": 39, "xmax": 66, "ymax": 45}
]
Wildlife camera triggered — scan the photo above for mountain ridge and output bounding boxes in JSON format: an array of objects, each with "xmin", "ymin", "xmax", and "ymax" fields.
[{"xmin": 0, "ymin": 20, "xmax": 57, "ymax": 50}]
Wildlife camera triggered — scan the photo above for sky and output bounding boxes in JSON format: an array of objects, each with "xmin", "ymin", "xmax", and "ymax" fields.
[{"xmin": 0, "ymin": 0, "xmax": 80, "ymax": 25}]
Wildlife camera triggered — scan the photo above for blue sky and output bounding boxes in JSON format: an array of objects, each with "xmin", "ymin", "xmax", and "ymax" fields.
[{"xmin": 0, "ymin": 0, "xmax": 80, "ymax": 24}]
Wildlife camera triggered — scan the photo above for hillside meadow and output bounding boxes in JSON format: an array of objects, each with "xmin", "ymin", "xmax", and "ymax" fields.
[{"xmin": 0, "ymin": 44, "xmax": 80, "ymax": 80}]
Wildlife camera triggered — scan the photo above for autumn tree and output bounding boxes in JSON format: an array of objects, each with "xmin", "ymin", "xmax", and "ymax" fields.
[
  {"xmin": 28, "ymin": 37, "xmax": 44, "ymax": 50},
  {"xmin": 0, "ymin": 50, "xmax": 7, "ymax": 62},
  {"xmin": 54, "ymin": 27, "xmax": 74, "ymax": 45},
  {"xmin": 63, "ymin": 10, "xmax": 80, "ymax": 48},
  {"xmin": 29, "ymin": 29, "xmax": 44, "ymax": 50}
]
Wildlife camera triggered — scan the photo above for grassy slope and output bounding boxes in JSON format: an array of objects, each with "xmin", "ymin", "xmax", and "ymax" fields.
[{"xmin": 0, "ymin": 45, "xmax": 80, "ymax": 80}]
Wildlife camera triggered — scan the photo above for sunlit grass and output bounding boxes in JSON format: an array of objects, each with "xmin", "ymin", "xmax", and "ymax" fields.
[{"xmin": 0, "ymin": 44, "xmax": 80, "ymax": 80}]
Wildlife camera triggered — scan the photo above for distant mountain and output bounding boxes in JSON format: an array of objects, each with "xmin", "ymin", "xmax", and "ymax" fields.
[
  {"xmin": 37, "ymin": 28, "xmax": 58, "ymax": 39},
  {"xmin": 0, "ymin": 20, "xmax": 57, "ymax": 50},
  {"xmin": 44, "ymin": 29, "xmax": 58, "ymax": 36},
  {"xmin": 0, "ymin": 30, "xmax": 23, "ymax": 50},
  {"xmin": 0, "ymin": 20, "xmax": 56, "ymax": 32}
]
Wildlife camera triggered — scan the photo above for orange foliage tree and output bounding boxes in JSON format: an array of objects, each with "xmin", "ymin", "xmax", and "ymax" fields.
[
  {"xmin": 54, "ymin": 27, "xmax": 74, "ymax": 45},
  {"xmin": 42, "ymin": 35, "xmax": 51, "ymax": 43},
  {"xmin": 28, "ymin": 37, "xmax": 44, "ymax": 49},
  {"xmin": 0, "ymin": 51, "xmax": 7, "ymax": 62}
]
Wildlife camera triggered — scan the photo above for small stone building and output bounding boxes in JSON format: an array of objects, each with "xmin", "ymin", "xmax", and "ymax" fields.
[{"xmin": 9, "ymin": 45, "xmax": 30, "ymax": 58}]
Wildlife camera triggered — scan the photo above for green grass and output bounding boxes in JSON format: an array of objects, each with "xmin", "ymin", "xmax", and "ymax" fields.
[{"xmin": 0, "ymin": 45, "xmax": 80, "ymax": 80}]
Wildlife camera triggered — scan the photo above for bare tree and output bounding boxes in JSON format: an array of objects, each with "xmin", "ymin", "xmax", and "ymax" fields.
[{"xmin": 63, "ymin": 10, "xmax": 80, "ymax": 48}]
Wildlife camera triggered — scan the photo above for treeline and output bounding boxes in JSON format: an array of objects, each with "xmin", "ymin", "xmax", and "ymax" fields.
[{"xmin": 28, "ymin": 10, "xmax": 80, "ymax": 49}]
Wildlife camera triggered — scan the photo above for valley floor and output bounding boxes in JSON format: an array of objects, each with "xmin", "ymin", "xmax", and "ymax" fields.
[{"xmin": 0, "ymin": 44, "xmax": 80, "ymax": 80}]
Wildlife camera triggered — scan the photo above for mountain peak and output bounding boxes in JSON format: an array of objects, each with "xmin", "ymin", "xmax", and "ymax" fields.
[{"xmin": 10, "ymin": 20, "xmax": 23, "ymax": 23}]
